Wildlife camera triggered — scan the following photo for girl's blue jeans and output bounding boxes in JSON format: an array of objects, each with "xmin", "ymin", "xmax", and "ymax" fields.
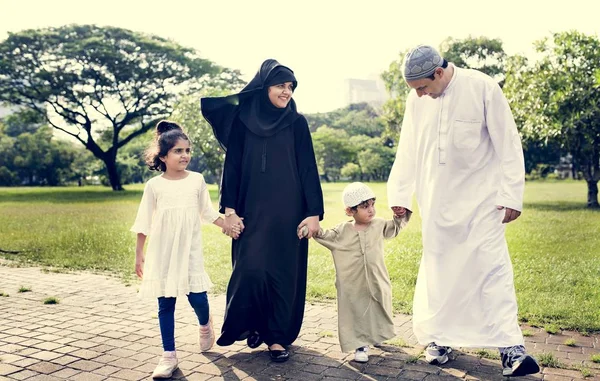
[{"xmin": 157, "ymin": 292, "xmax": 209, "ymax": 351}]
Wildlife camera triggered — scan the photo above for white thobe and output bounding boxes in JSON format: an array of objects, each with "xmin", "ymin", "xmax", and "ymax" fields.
[{"xmin": 387, "ymin": 65, "xmax": 525, "ymax": 348}]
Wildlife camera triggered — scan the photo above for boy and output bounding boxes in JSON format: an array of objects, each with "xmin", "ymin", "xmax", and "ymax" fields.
[{"xmin": 300, "ymin": 182, "xmax": 410, "ymax": 362}]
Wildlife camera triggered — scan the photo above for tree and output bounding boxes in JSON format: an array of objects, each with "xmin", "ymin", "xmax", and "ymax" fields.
[
  {"xmin": 504, "ymin": 31, "xmax": 600, "ymax": 208},
  {"xmin": 311, "ymin": 126, "xmax": 356, "ymax": 182},
  {"xmin": 350, "ymin": 135, "xmax": 396, "ymax": 181},
  {"xmin": 341, "ymin": 162, "xmax": 361, "ymax": 181},
  {"xmin": 331, "ymin": 103, "xmax": 386, "ymax": 138},
  {"xmin": 380, "ymin": 49, "xmax": 411, "ymax": 142},
  {"xmin": 0, "ymin": 112, "xmax": 77, "ymax": 186},
  {"xmin": 170, "ymin": 89, "xmax": 236, "ymax": 184},
  {"xmin": 439, "ymin": 36, "xmax": 507, "ymax": 82},
  {"xmin": 0, "ymin": 24, "xmax": 241, "ymax": 190}
]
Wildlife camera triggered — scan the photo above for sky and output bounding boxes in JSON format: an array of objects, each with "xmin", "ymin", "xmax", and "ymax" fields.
[{"xmin": 1, "ymin": 0, "xmax": 599, "ymax": 113}]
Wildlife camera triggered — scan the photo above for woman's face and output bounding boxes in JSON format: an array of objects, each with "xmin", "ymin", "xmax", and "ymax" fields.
[{"xmin": 267, "ymin": 82, "xmax": 294, "ymax": 108}]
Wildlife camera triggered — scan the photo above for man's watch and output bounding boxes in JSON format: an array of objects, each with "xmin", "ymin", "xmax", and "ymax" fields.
[{"xmin": 224, "ymin": 210, "xmax": 236, "ymax": 217}]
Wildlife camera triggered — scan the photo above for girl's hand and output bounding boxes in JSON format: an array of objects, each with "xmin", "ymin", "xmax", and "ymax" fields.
[
  {"xmin": 297, "ymin": 216, "xmax": 320, "ymax": 239},
  {"xmin": 222, "ymin": 222, "xmax": 242, "ymax": 239},
  {"xmin": 224, "ymin": 213, "xmax": 244, "ymax": 239},
  {"xmin": 135, "ymin": 255, "xmax": 144, "ymax": 279}
]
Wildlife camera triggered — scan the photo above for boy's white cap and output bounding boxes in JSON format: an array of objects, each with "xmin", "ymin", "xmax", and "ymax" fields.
[{"xmin": 342, "ymin": 182, "xmax": 375, "ymax": 208}]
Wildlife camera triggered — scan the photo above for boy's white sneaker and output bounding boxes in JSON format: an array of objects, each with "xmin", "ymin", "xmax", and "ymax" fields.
[
  {"xmin": 199, "ymin": 316, "xmax": 215, "ymax": 352},
  {"xmin": 152, "ymin": 351, "xmax": 178, "ymax": 379},
  {"xmin": 354, "ymin": 346, "xmax": 369, "ymax": 363}
]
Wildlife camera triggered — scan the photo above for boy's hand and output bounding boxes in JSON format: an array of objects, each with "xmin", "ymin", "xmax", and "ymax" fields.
[
  {"xmin": 497, "ymin": 205, "xmax": 521, "ymax": 224},
  {"xmin": 297, "ymin": 225, "xmax": 309, "ymax": 239},
  {"xmin": 391, "ymin": 206, "xmax": 408, "ymax": 218}
]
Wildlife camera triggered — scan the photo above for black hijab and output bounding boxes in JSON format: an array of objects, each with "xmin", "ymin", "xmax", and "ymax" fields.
[{"xmin": 200, "ymin": 59, "xmax": 300, "ymax": 150}]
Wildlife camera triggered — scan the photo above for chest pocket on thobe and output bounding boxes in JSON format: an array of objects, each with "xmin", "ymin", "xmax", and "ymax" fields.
[{"xmin": 452, "ymin": 119, "xmax": 482, "ymax": 151}]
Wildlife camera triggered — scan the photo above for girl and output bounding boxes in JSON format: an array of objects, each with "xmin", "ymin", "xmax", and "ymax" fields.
[
  {"xmin": 301, "ymin": 182, "xmax": 410, "ymax": 363},
  {"xmin": 131, "ymin": 120, "xmax": 233, "ymax": 379}
]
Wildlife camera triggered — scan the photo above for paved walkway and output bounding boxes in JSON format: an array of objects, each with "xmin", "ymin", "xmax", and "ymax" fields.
[{"xmin": 1, "ymin": 265, "xmax": 599, "ymax": 381}]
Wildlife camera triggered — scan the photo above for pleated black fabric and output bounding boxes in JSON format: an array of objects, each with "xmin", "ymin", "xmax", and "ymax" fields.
[
  {"xmin": 202, "ymin": 59, "xmax": 324, "ymax": 347},
  {"xmin": 215, "ymin": 112, "xmax": 324, "ymax": 347}
]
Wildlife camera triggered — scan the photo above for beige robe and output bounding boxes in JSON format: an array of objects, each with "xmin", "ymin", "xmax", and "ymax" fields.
[{"xmin": 314, "ymin": 215, "xmax": 409, "ymax": 352}]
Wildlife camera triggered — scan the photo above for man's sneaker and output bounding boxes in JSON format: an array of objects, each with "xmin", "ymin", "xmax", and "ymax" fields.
[
  {"xmin": 425, "ymin": 342, "xmax": 452, "ymax": 365},
  {"xmin": 152, "ymin": 351, "xmax": 178, "ymax": 379},
  {"xmin": 354, "ymin": 346, "xmax": 369, "ymax": 363},
  {"xmin": 501, "ymin": 345, "xmax": 540, "ymax": 377},
  {"xmin": 199, "ymin": 316, "xmax": 215, "ymax": 352}
]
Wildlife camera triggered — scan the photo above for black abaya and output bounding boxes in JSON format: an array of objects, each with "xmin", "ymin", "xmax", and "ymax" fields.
[{"xmin": 216, "ymin": 114, "xmax": 323, "ymax": 347}]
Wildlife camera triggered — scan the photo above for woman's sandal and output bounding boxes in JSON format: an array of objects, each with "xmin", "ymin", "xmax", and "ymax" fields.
[
  {"xmin": 246, "ymin": 331, "xmax": 263, "ymax": 349},
  {"xmin": 268, "ymin": 346, "xmax": 289, "ymax": 362}
]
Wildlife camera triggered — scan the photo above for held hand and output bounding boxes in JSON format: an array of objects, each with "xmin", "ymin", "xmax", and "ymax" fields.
[
  {"xmin": 297, "ymin": 216, "xmax": 320, "ymax": 239},
  {"xmin": 224, "ymin": 214, "xmax": 244, "ymax": 239},
  {"xmin": 496, "ymin": 206, "xmax": 521, "ymax": 224},
  {"xmin": 135, "ymin": 255, "xmax": 144, "ymax": 279},
  {"xmin": 391, "ymin": 206, "xmax": 408, "ymax": 218},
  {"xmin": 297, "ymin": 225, "xmax": 309, "ymax": 239},
  {"xmin": 222, "ymin": 226, "xmax": 240, "ymax": 239}
]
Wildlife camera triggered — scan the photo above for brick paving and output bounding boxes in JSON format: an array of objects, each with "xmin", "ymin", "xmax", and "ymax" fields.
[{"xmin": 1, "ymin": 264, "xmax": 599, "ymax": 381}]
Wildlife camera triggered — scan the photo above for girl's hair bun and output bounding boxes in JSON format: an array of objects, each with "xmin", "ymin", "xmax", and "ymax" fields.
[{"xmin": 156, "ymin": 120, "xmax": 182, "ymax": 135}]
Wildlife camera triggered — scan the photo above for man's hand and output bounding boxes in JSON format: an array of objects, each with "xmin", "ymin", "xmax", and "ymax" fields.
[{"xmin": 497, "ymin": 206, "xmax": 521, "ymax": 224}]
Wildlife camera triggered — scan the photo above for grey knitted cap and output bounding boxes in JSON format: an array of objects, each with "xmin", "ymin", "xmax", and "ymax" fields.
[{"xmin": 403, "ymin": 45, "xmax": 443, "ymax": 81}]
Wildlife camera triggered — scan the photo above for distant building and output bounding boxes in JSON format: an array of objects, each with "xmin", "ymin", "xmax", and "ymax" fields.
[{"xmin": 345, "ymin": 78, "xmax": 389, "ymax": 109}]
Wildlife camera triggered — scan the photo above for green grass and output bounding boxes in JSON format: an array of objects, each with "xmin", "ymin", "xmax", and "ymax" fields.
[
  {"xmin": 545, "ymin": 324, "xmax": 560, "ymax": 334},
  {"xmin": 43, "ymin": 297, "xmax": 59, "ymax": 305},
  {"xmin": 383, "ymin": 338, "xmax": 411, "ymax": 348},
  {"xmin": 580, "ymin": 368, "xmax": 593, "ymax": 378},
  {"xmin": 537, "ymin": 352, "xmax": 563, "ymax": 368},
  {"xmin": 1, "ymin": 180, "xmax": 599, "ymax": 331},
  {"xmin": 318, "ymin": 331, "xmax": 335, "ymax": 338},
  {"xmin": 522, "ymin": 329, "xmax": 534, "ymax": 337},
  {"xmin": 0, "ymin": 291, "xmax": 8, "ymax": 297},
  {"xmin": 591, "ymin": 354, "xmax": 600, "ymax": 363},
  {"xmin": 474, "ymin": 349, "xmax": 500, "ymax": 360},
  {"xmin": 564, "ymin": 338, "xmax": 577, "ymax": 347},
  {"xmin": 18, "ymin": 286, "xmax": 31, "ymax": 293}
]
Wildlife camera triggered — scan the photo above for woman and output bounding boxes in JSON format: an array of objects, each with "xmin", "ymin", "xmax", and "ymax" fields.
[{"xmin": 201, "ymin": 59, "xmax": 324, "ymax": 362}]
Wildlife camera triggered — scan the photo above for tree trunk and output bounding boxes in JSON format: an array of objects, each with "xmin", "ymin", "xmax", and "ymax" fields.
[
  {"xmin": 104, "ymin": 157, "xmax": 124, "ymax": 191},
  {"xmin": 587, "ymin": 180, "xmax": 599, "ymax": 208}
]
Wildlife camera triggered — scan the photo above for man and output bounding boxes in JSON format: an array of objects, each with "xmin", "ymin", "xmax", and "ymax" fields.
[{"xmin": 387, "ymin": 45, "xmax": 539, "ymax": 377}]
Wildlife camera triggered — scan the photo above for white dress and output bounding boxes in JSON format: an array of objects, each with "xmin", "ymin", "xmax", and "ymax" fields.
[
  {"xmin": 131, "ymin": 171, "xmax": 220, "ymax": 298},
  {"xmin": 387, "ymin": 65, "xmax": 525, "ymax": 348}
]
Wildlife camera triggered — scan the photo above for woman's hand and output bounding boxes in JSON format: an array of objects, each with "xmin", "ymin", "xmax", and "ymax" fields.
[
  {"xmin": 297, "ymin": 216, "xmax": 320, "ymax": 239},
  {"xmin": 223, "ymin": 210, "xmax": 245, "ymax": 239}
]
